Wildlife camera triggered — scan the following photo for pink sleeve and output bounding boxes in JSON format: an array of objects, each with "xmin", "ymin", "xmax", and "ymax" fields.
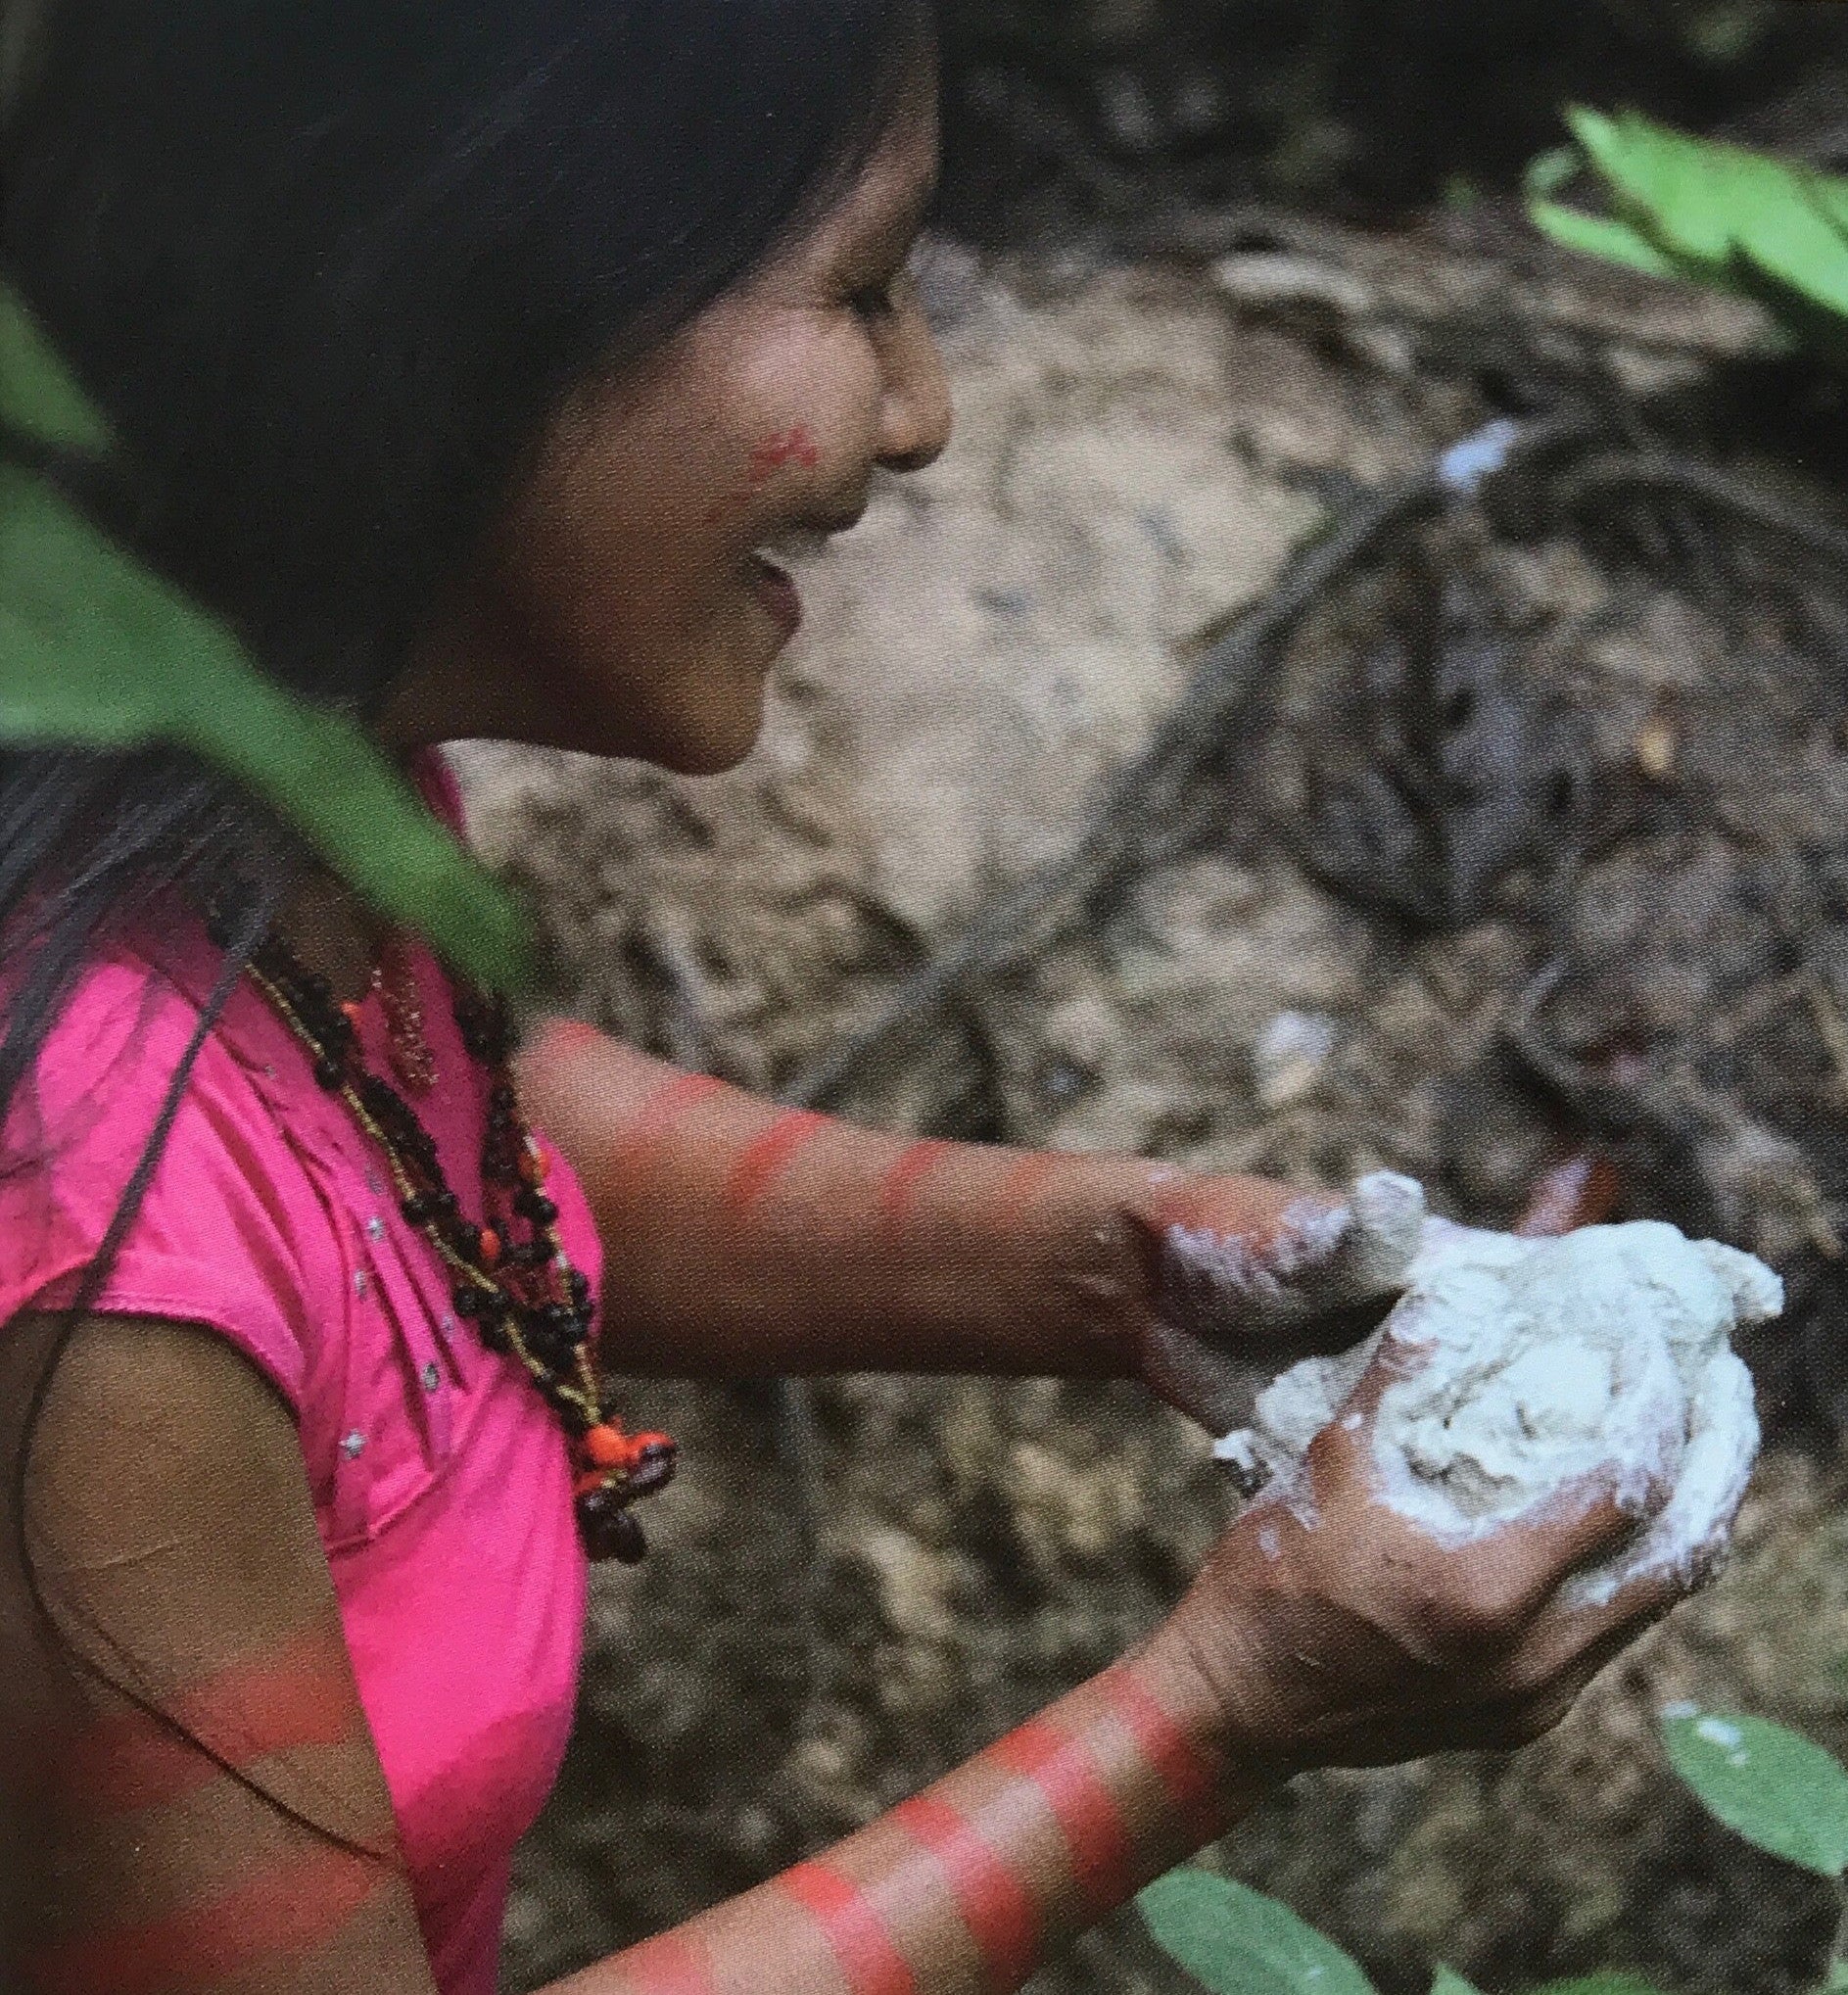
[{"xmin": 0, "ymin": 958, "xmax": 318, "ymax": 1411}]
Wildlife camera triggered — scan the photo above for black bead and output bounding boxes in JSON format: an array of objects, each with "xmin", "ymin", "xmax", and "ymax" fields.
[
  {"xmin": 526, "ymin": 1333, "xmax": 570, "ymax": 1373},
  {"xmin": 626, "ymin": 1439, "xmax": 678, "ymax": 1498},
  {"xmin": 516, "ymin": 1189, "xmax": 558, "ymax": 1226},
  {"xmin": 577, "ymin": 1486, "xmax": 646, "ymax": 1565},
  {"xmin": 451, "ymin": 1285, "xmax": 481, "ymax": 1319},
  {"xmin": 313, "ymin": 1057, "xmax": 343, "ymax": 1090}
]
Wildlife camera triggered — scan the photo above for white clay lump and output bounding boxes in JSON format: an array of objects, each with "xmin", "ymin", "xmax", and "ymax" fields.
[{"xmin": 1213, "ymin": 1208, "xmax": 1784, "ymax": 1605}]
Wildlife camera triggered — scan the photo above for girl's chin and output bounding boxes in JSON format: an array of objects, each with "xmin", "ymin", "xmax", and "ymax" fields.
[{"xmin": 639, "ymin": 686, "xmax": 770, "ymax": 776}]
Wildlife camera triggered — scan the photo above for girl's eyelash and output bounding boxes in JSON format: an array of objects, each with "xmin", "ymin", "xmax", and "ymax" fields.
[{"xmin": 849, "ymin": 279, "xmax": 897, "ymax": 318}]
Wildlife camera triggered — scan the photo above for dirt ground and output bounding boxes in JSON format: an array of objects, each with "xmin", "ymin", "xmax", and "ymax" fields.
[{"xmin": 462, "ymin": 216, "xmax": 1848, "ymax": 1994}]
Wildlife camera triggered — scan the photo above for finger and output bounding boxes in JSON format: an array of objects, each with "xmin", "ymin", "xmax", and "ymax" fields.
[
  {"xmin": 1152, "ymin": 1172, "xmax": 1426, "ymax": 1344},
  {"xmin": 1333, "ymin": 1327, "xmax": 1436, "ymax": 1426},
  {"xmin": 1521, "ymin": 1559, "xmax": 1688, "ymax": 1678},
  {"xmin": 1491, "ymin": 1595, "xmax": 1676, "ymax": 1745},
  {"xmin": 1141, "ymin": 1318, "xmax": 1271, "ymax": 1437},
  {"xmin": 1513, "ymin": 1150, "xmax": 1623, "ymax": 1239},
  {"xmin": 1370, "ymin": 1477, "xmax": 1648, "ymax": 1649},
  {"xmin": 1479, "ymin": 1460, "xmax": 1674, "ymax": 1618},
  {"xmin": 1295, "ymin": 1332, "xmax": 1434, "ymax": 1496}
]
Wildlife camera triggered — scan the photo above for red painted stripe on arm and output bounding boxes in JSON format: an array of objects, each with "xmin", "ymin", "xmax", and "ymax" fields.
[
  {"xmin": 25, "ymin": 1845, "xmax": 384, "ymax": 1995},
  {"xmin": 985, "ymin": 1716, "xmax": 1134, "ymax": 1922},
  {"xmin": 778, "ymin": 1858, "xmax": 921, "ymax": 1995},
  {"xmin": 536, "ymin": 1018, "xmax": 609, "ymax": 1055},
  {"xmin": 616, "ymin": 1928, "xmax": 722, "ymax": 1995},
  {"xmin": 890, "ymin": 1794, "xmax": 1040, "ymax": 1992},
  {"xmin": 877, "ymin": 1139, "xmax": 954, "ymax": 1226},
  {"xmin": 724, "ymin": 1110, "xmax": 832, "ymax": 1214},
  {"xmin": 1098, "ymin": 1668, "xmax": 1226, "ymax": 1848},
  {"xmin": 64, "ymin": 1635, "xmax": 358, "ymax": 1815}
]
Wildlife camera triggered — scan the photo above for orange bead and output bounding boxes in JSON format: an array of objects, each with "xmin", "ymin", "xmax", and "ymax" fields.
[
  {"xmin": 478, "ymin": 1226, "xmax": 501, "ymax": 1268},
  {"xmin": 341, "ymin": 1001, "xmax": 364, "ymax": 1027},
  {"xmin": 574, "ymin": 1470, "xmax": 609, "ymax": 1499},
  {"xmin": 583, "ymin": 1424, "xmax": 628, "ymax": 1470},
  {"xmin": 520, "ymin": 1145, "xmax": 550, "ymax": 1186}
]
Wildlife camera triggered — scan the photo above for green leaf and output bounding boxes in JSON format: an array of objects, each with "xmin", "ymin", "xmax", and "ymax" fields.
[
  {"xmin": 1527, "ymin": 105, "xmax": 1848, "ymax": 366},
  {"xmin": 0, "ymin": 287, "xmax": 113, "ymax": 454},
  {"xmin": 1730, "ymin": 186, "xmax": 1848, "ymax": 321},
  {"xmin": 1823, "ymin": 1964, "xmax": 1848, "ymax": 1994},
  {"xmin": 1431, "ymin": 1971, "xmax": 1485, "ymax": 1995},
  {"xmin": 1565, "ymin": 108, "xmax": 1791, "ymax": 282},
  {"xmin": 0, "ymin": 466, "xmax": 536, "ymax": 990},
  {"xmin": 1523, "ymin": 143, "xmax": 1584, "ymax": 205},
  {"xmin": 1527, "ymin": 201, "xmax": 1683, "ymax": 281},
  {"xmin": 1138, "ymin": 1869, "xmax": 1377, "ymax": 1995},
  {"xmin": 1661, "ymin": 1709, "xmax": 1848, "ymax": 1877},
  {"xmin": 0, "ymin": 282, "xmax": 536, "ymax": 991}
]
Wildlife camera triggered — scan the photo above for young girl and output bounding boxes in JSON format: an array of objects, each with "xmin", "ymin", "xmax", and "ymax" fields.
[{"xmin": 0, "ymin": 6, "xmax": 1697, "ymax": 1992}]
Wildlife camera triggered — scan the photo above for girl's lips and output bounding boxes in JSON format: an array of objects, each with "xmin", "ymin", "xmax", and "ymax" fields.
[{"xmin": 746, "ymin": 552, "xmax": 802, "ymax": 641}]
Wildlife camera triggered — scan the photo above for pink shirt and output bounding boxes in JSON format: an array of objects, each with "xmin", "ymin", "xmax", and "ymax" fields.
[{"xmin": 0, "ymin": 759, "xmax": 594, "ymax": 1994}]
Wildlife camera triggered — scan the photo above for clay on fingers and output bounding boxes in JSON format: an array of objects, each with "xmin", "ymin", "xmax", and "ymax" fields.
[
  {"xmin": 1156, "ymin": 1170, "xmax": 1426, "ymax": 1337},
  {"xmin": 1214, "ymin": 1203, "xmax": 1784, "ymax": 1604}
]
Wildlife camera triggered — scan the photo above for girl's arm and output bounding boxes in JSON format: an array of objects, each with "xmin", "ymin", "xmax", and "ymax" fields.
[
  {"xmin": 2, "ymin": 1311, "xmax": 1683, "ymax": 1995},
  {"xmin": 515, "ymin": 1020, "xmax": 1411, "ymax": 1403},
  {"xmin": 545, "ymin": 1347, "xmax": 1683, "ymax": 1995}
]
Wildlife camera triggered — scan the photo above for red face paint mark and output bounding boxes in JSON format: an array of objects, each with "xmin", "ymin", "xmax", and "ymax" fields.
[
  {"xmin": 877, "ymin": 1139, "xmax": 954, "ymax": 1228},
  {"xmin": 724, "ymin": 1109, "xmax": 831, "ymax": 1215},
  {"xmin": 63, "ymin": 1634, "xmax": 358, "ymax": 1816},
  {"xmin": 890, "ymin": 1795, "xmax": 1041, "ymax": 1993},
  {"xmin": 1098, "ymin": 1668, "xmax": 1224, "ymax": 1849},
  {"xmin": 986, "ymin": 1717, "xmax": 1134, "ymax": 1923},
  {"xmin": 748, "ymin": 426, "xmax": 822, "ymax": 484},
  {"xmin": 779, "ymin": 1860, "xmax": 921, "ymax": 1995},
  {"xmin": 617, "ymin": 1929, "xmax": 721, "ymax": 1995},
  {"xmin": 26, "ymin": 1846, "xmax": 383, "ymax": 1995}
]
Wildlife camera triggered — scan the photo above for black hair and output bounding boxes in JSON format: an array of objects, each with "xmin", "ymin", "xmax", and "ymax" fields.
[{"xmin": 0, "ymin": 0, "xmax": 931, "ymax": 1868}]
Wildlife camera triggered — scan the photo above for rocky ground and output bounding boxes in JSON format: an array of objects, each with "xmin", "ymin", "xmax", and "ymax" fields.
[{"xmin": 467, "ymin": 215, "xmax": 1848, "ymax": 1993}]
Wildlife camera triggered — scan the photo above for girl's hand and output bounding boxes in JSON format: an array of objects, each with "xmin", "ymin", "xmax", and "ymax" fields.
[
  {"xmin": 1149, "ymin": 1339, "xmax": 1684, "ymax": 1774},
  {"xmin": 1124, "ymin": 1169, "xmax": 1426, "ymax": 1435}
]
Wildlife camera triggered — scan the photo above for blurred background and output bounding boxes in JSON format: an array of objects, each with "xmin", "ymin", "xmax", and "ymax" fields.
[
  {"xmin": 475, "ymin": 7, "xmax": 1848, "ymax": 1992},
  {"xmin": 933, "ymin": 0, "xmax": 1848, "ymax": 230}
]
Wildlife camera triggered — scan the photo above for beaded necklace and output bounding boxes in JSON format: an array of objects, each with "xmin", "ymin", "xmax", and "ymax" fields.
[{"xmin": 234, "ymin": 925, "xmax": 675, "ymax": 1564}]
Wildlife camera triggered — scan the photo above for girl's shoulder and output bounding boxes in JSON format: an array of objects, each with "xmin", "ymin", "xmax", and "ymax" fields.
[{"xmin": 0, "ymin": 918, "xmax": 344, "ymax": 1412}]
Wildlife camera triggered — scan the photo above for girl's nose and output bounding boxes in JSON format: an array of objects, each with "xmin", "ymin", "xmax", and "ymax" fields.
[{"xmin": 876, "ymin": 292, "xmax": 953, "ymax": 474}]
